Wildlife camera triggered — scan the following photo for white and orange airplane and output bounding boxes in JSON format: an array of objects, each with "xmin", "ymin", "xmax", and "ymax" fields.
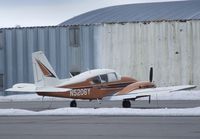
[{"xmin": 6, "ymin": 51, "xmax": 196, "ymax": 108}]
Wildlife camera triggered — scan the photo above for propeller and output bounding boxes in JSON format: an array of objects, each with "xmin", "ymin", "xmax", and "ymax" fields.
[{"xmin": 149, "ymin": 67, "xmax": 153, "ymax": 82}]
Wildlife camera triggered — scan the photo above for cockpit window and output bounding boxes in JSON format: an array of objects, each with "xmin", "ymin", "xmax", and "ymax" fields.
[
  {"xmin": 92, "ymin": 76, "xmax": 101, "ymax": 84},
  {"xmin": 92, "ymin": 72, "xmax": 119, "ymax": 84},
  {"xmin": 100, "ymin": 72, "xmax": 118, "ymax": 83},
  {"xmin": 100, "ymin": 74, "xmax": 108, "ymax": 83},
  {"xmin": 107, "ymin": 72, "xmax": 118, "ymax": 82}
]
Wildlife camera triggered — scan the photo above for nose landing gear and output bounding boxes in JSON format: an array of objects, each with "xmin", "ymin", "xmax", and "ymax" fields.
[{"xmin": 70, "ymin": 100, "xmax": 77, "ymax": 107}]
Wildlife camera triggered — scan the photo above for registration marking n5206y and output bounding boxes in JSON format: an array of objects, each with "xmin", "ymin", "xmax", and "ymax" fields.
[{"xmin": 70, "ymin": 88, "xmax": 91, "ymax": 96}]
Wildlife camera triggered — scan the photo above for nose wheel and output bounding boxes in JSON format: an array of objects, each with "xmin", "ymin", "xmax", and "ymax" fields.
[
  {"xmin": 70, "ymin": 100, "xmax": 77, "ymax": 107},
  {"xmin": 122, "ymin": 100, "xmax": 131, "ymax": 108}
]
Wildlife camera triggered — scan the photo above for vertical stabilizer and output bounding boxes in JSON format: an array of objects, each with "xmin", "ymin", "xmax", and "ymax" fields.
[{"xmin": 32, "ymin": 51, "xmax": 60, "ymax": 87}]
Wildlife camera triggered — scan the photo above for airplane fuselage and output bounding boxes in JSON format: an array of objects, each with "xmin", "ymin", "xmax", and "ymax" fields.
[{"xmin": 37, "ymin": 76, "xmax": 155, "ymax": 100}]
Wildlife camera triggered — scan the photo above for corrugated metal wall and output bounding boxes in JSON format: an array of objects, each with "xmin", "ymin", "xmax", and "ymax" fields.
[
  {"xmin": 94, "ymin": 20, "xmax": 200, "ymax": 88},
  {"xmin": 1, "ymin": 26, "xmax": 95, "ymax": 95},
  {"xmin": 0, "ymin": 31, "xmax": 4, "ymax": 94}
]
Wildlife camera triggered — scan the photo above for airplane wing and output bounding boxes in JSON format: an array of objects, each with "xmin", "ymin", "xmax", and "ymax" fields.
[
  {"xmin": 6, "ymin": 83, "xmax": 71, "ymax": 93},
  {"xmin": 103, "ymin": 85, "xmax": 196, "ymax": 101}
]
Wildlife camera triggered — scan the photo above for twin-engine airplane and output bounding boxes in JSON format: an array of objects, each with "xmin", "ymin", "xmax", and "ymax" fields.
[{"xmin": 6, "ymin": 51, "xmax": 196, "ymax": 108}]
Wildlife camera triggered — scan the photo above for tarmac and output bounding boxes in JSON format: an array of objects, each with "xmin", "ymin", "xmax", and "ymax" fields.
[
  {"xmin": 0, "ymin": 100, "xmax": 200, "ymax": 111},
  {"xmin": 0, "ymin": 116, "xmax": 200, "ymax": 139},
  {"xmin": 0, "ymin": 100, "xmax": 200, "ymax": 139}
]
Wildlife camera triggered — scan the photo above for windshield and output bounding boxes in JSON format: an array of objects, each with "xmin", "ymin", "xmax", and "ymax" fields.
[
  {"xmin": 100, "ymin": 72, "xmax": 118, "ymax": 83},
  {"xmin": 91, "ymin": 72, "xmax": 119, "ymax": 84}
]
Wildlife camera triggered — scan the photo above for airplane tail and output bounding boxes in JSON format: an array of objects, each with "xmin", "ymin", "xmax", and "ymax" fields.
[
  {"xmin": 6, "ymin": 51, "xmax": 71, "ymax": 93},
  {"xmin": 32, "ymin": 51, "xmax": 60, "ymax": 87}
]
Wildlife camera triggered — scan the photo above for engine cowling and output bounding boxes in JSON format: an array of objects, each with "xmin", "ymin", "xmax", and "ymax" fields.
[{"xmin": 116, "ymin": 81, "xmax": 156, "ymax": 95}]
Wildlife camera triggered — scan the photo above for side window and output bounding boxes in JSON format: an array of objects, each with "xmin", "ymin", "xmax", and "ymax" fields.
[
  {"xmin": 0, "ymin": 31, "xmax": 3, "ymax": 49},
  {"xmin": 107, "ymin": 73, "xmax": 118, "ymax": 82},
  {"xmin": 0, "ymin": 74, "xmax": 3, "ymax": 90},
  {"xmin": 92, "ymin": 76, "xmax": 101, "ymax": 84},
  {"xmin": 69, "ymin": 27, "xmax": 80, "ymax": 47},
  {"xmin": 100, "ymin": 74, "xmax": 108, "ymax": 83}
]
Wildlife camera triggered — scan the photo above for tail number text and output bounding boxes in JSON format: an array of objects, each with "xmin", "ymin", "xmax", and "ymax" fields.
[{"xmin": 70, "ymin": 88, "xmax": 91, "ymax": 97}]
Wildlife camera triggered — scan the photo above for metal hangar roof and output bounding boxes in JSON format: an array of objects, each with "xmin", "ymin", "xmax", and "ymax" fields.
[{"xmin": 60, "ymin": 0, "xmax": 200, "ymax": 26}]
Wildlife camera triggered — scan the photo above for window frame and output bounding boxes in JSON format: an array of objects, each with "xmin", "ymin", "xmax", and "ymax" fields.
[{"xmin": 69, "ymin": 27, "xmax": 80, "ymax": 47}]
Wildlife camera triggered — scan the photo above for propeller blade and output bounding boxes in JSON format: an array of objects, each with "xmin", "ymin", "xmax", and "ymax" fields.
[{"xmin": 149, "ymin": 67, "xmax": 153, "ymax": 82}]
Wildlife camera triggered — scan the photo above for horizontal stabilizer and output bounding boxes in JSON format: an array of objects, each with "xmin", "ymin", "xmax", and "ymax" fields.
[
  {"xmin": 6, "ymin": 83, "xmax": 36, "ymax": 92},
  {"xmin": 6, "ymin": 83, "xmax": 71, "ymax": 93}
]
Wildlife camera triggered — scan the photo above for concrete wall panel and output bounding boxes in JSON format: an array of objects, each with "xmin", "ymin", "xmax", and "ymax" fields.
[{"xmin": 94, "ymin": 20, "xmax": 200, "ymax": 88}]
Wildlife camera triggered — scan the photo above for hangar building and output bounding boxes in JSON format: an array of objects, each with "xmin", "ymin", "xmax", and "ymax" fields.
[{"xmin": 0, "ymin": 0, "xmax": 200, "ymax": 95}]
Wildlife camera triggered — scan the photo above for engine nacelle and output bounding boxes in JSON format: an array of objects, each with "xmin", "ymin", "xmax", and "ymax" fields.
[{"xmin": 117, "ymin": 81, "xmax": 156, "ymax": 95}]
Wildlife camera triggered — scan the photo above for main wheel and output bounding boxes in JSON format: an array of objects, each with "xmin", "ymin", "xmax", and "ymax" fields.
[
  {"xmin": 122, "ymin": 100, "xmax": 131, "ymax": 108},
  {"xmin": 70, "ymin": 100, "xmax": 77, "ymax": 107}
]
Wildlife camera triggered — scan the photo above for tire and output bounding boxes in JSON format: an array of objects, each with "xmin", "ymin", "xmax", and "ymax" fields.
[
  {"xmin": 122, "ymin": 100, "xmax": 131, "ymax": 108},
  {"xmin": 70, "ymin": 100, "xmax": 77, "ymax": 107}
]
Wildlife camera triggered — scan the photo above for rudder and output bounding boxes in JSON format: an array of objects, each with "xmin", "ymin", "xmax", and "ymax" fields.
[{"xmin": 32, "ymin": 51, "xmax": 60, "ymax": 87}]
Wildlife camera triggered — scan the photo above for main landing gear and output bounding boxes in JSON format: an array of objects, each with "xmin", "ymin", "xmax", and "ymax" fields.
[
  {"xmin": 122, "ymin": 95, "xmax": 151, "ymax": 108},
  {"xmin": 122, "ymin": 100, "xmax": 131, "ymax": 108},
  {"xmin": 70, "ymin": 100, "xmax": 77, "ymax": 107}
]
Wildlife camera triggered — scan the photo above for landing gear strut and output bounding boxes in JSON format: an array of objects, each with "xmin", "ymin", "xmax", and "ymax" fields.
[
  {"xmin": 122, "ymin": 100, "xmax": 131, "ymax": 108},
  {"xmin": 70, "ymin": 100, "xmax": 77, "ymax": 107}
]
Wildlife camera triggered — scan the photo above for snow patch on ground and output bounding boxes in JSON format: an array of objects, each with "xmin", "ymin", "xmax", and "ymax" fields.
[
  {"xmin": 152, "ymin": 90, "xmax": 200, "ymax": 100},
  {"xmin": 0, "ymin": 90, "xmax": 200, "ymax": 102},
  {"xmin": 0, "ymin": 90, "xmax": 200, "ymax": 116},
  {"xmin": 0, "ymin": 107, "xmax": 200, "ymax": 116},
  {"xmin": 0, "ymin": 94, "xmax": 69, "ymax": 102}
]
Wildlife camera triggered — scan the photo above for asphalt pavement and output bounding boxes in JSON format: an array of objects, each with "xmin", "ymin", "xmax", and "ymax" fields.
[
  {"xmin": 0, "ymin": 116, "xmax": 200, "ymax": 139},
  {"xmin": 0, "ymin": 100, "xmax": 200, "ymax": 111}
]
